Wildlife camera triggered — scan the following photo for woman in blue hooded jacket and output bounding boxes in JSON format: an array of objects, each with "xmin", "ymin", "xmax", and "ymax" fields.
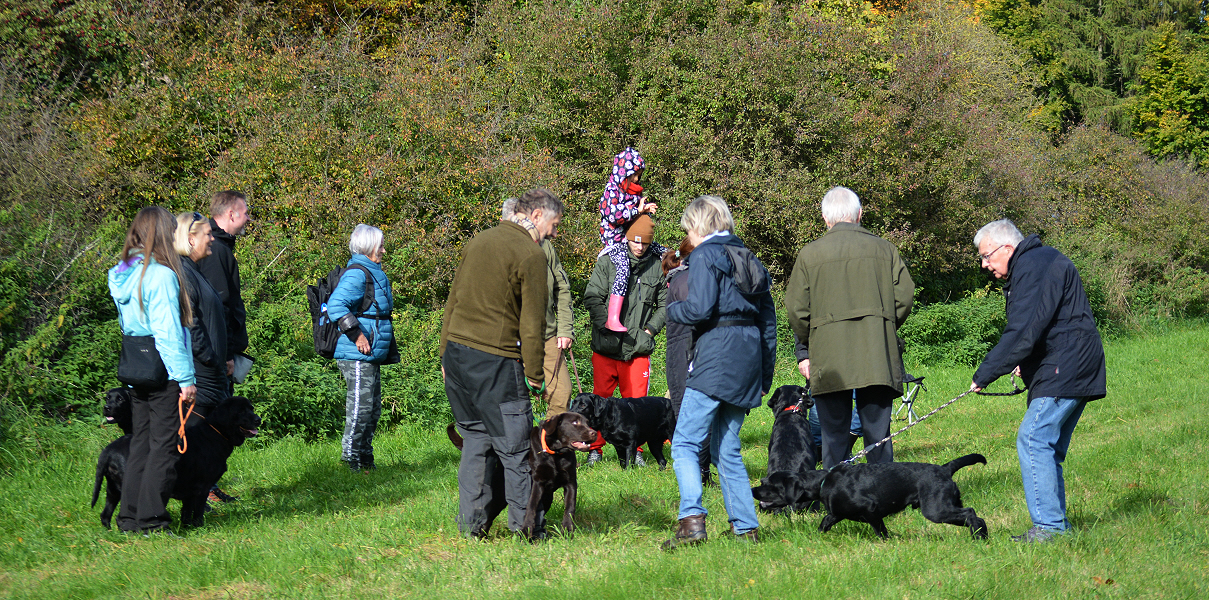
[
  {"xmin": 662, "ymin": 196, "xmax": 777, "ymax": 549},
  {"xmin": 108, "ymin": 206, "xmax": 197, "ymax": 534},
  {"xmin": 326, "ymin": 224, "xmax": 395, "ymax": 472}
]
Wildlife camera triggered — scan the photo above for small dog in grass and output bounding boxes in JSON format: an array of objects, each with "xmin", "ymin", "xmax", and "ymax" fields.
[{"xmin": 752, "ymin": 453, "xmax": 989, "ymax": 539}]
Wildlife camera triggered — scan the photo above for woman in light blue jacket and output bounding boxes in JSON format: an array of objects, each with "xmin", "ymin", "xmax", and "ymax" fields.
[
  {"xmin": 108, "ymin": 206, "xmax": 196, "ymax": 534},
  {"xmin": 326, "ymin": 224, "xmax": 395, "ymax": 472}
]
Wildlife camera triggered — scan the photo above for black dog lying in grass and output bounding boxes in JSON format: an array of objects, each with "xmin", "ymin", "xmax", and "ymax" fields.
[
  {"xmin": 752, "ymin": 453, "xmax": 989, "ymax": 539},
  {"xmin": 522, "ymin": 412, "xmax": 597, "ymax": 540},
  {"xmin": 92, "ymin": 395, "xmax": 261, "ymax": 529},
  {"xmin": 761, "ymin": 384, "xmax": 818, "ymax": 513},
  {"xmin": 568, "ymin": 393, "xmax": 674, "ymax": 469}
]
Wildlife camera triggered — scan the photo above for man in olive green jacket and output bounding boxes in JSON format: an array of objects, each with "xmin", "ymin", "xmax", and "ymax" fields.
[
  {"xmin": 785, "ymin": 186, "xmax": 914, "ymax": 469},
  {"xmin": 503, "ymin": 197, "xmax": 575, "ymax": 418},
  {"xmin": 441, "ymin": 188, "xmax": 561, "ymax": 538}
]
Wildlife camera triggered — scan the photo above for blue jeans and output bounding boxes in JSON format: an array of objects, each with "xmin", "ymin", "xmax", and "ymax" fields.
[
  {"xmin": 1018, "ymin": 396, "xmax": 1087, "ymax": 531},
  {"xmin": 671, "ymin": 387, "xmax": 758, "ymax": 534}
]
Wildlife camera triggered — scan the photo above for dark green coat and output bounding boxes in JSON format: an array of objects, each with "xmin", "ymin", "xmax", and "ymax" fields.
[
  {"xmin": 784, "ymin": 222, "xmax": 914, "ymax": 397},
  {"xmin": 583, "ymin": 249, "xmax": 667, "ymax": 361}
]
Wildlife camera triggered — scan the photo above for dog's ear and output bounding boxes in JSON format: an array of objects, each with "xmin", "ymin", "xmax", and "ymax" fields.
[{"xmin": 767, "ymin": 387, "xmax": 782, "ymax": 410}]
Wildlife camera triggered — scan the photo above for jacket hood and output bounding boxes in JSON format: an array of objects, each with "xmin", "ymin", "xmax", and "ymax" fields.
[
  {"xmin": 108, "ymin": 254, "xmax": 148, "ymax": 307},
  {"xmin": 607, "ymin": 147, "xmax": 645, "ymax": 186}
]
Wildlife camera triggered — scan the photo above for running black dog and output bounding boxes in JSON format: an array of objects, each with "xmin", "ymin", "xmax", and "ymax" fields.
[
  {"xmin": 91, "ymin": 395, "xmax": 261, "ymax": 528},
  {"xmin": 761, "ymin": 384, "xmax": 818, "ymax": 512},
  {"xmin": 568, "ymin": 393, "xmax": 674, "ymax": 469},
  {"xmin": 751, "ymin": 453, "xmax": 989, "ymax": 539},
  {"xmin": 522, "ymin": 411, "xmax": 597, "ymax": 540}
]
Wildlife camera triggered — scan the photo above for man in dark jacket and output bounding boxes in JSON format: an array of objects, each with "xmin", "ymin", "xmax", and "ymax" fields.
[
  {"xmin": 785, "ymin": 186, "xmax": 914, "ymax": 469},
  {"xmin": 196, "ymin": 190, "xmax": 251, "ymax": 504},
  {"xmin": 440, "ymin": 188, "xmax": 561, "ymax": 538},
  {"xmin": 581, "ymin": 214, "xmax": 667, "ymax": 465},
  {"xmin": 197, "ymin": 190, "xmax": 251, "ymax": 386},
  {"xmin": 970, "ymin": 219, "xmax": 1106, "ymax": 543}
]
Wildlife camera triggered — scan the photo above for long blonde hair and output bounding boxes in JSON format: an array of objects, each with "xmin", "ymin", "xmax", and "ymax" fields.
[{"xmin": 121, "ymin": 206, "xmax": 193, "ymax": 325}]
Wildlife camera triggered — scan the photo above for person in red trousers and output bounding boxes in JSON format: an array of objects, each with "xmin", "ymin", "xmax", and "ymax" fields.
[{"xmin": 582, "ymin": 215, "xmax": 667, "ymax": 465}]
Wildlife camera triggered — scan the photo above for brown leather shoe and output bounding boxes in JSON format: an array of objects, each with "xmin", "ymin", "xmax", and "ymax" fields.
[
  {"xmin": 734, "ymin": 528, "xmax": 759, "ymax": 543},
  {"xmin": 662, "ymin": 514, "xmax": 707, "ymax": 551}
]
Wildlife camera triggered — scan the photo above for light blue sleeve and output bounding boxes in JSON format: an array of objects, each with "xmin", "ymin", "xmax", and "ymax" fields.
[
  {"xmin": 145, "ymin": 266, "xmax": 196, "ymax": 387},
  {"xmin": 325, "ymin": 266, "xmax": 368, "ymax": 323}
]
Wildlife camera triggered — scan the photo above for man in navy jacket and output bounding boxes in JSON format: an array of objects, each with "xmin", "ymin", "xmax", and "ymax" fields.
[{"xmin": 970, "ymin": 219, "xmax": 1106, "ymax": 543}]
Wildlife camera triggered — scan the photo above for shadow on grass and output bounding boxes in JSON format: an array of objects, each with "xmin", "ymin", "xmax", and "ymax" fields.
[
  {"xmin": 229, "ymin": 446, "xmax": 462, "ymax": 521},
  {"xmin": 1083, "ymin": 486, "xmax": 1176, "ymax": 526}
]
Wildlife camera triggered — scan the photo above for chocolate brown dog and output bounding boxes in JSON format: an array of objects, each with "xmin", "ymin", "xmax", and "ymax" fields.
[
  {"xmin": 522, "ymin": 411, "xmax": 597, "ymax": 540},
  {"xmin": 752, "ymin": 453, "xmax": 989, "ymax": 539}
]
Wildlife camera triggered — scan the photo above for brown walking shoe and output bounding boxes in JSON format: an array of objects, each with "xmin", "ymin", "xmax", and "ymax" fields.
[
  {"xmin": 661, "ymin": 514, "xmax": 707, "ymax": 551},
  {"xmin": 733, "ymin": 527, "xmax": 759, "ymax": 543}
]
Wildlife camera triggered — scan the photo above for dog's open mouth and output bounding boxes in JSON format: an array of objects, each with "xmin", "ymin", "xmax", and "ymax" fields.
[
  {"xmin": 570, "ymin": 440, "xmax": 592, "ymax": 451},
  {"xmin": 105, "ymin": 416, "xmax": 116, "ymax": 423},
  {"xmin": 240, "ymin": 427, "xmax": 259, "ymax": 438}
]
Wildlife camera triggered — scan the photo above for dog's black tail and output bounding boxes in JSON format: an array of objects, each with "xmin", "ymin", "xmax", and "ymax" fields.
[
  {"xmin": 945, "ymin": 453, "xmax": 987, "ymax": 476},
  {"xmin": 91, "ymin": 455, "xmax": 105, "ymax": 508}
]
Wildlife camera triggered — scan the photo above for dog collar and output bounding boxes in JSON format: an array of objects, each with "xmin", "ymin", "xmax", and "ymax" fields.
[
  {"xmin": 783, "ymin": 400, "xmax": 805, "ymax": 413},
  {"xmin": 540, "ymin": 428, "xmax": 556, "ymax": 455}
]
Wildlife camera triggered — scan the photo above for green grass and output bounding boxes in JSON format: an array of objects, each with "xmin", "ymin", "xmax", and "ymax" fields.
[{"xmin": 1, "ymin": 327, "xmax": 1207, "ymax": 598}]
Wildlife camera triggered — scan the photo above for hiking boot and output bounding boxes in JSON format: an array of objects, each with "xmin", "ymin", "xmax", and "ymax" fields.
[
  {"xmin": 585, "ymin": 450, "xmax": 602, "ymax": 467},
  {"xmin": 360, "ymin": 456, "xmax": 376, "ymax": 471},
  {"xmin": 345, "ymin": 459, "xmax": 361, "ymax": 473},
  {"xmin": 209, "ymin": 486, "xmax": 238, "ymax": 503},
  {"xmin": 733, "ymin": 528, "xmax": 759, "ymax": 543},
  {"xmin": 1011, "ymin": 526, "xmax": 1060, "ymax": 543},
  {"xmin": 662, "ymin": 514, "xmax": 707, "ymax": 551}
]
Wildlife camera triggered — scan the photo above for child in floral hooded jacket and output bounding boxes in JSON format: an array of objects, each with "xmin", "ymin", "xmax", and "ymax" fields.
[{"xmin": 598, "ymin": 147, "xmax": 666, "ymax": 331}]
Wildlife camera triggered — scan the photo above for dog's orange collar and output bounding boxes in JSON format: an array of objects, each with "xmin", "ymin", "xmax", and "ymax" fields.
[
  {"xmin": 540, "ymin": 428, "xmax": 556, "ymax": 455},
  {"xmin": 783, "ymin": 401, "xmax": 805, "ymax": 413}
]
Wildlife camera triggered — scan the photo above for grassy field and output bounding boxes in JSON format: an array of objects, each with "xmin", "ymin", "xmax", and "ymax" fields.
[{"xmin": 1, "ymin": 327, "xmax": 1206, "ymax": 599}]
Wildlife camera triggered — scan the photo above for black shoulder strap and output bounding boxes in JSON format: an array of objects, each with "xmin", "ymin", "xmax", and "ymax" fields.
[{"xmin": 347, "ymin": 264, "xmax": 375, "ymax": 315}]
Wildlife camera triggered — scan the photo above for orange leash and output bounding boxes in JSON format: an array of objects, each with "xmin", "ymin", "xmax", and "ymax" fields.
[{"xmin": 177, "ymin": 396, "xmax": 195, "ymax": 454}]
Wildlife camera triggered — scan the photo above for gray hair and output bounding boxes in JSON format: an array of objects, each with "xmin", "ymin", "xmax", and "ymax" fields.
[
  {"xmin": 974, "ymin": 219, "xmax": 1024, "ymax": 248},
  {"xmin": 349, "ymin": 224, "xmax": 384, "ymax": 256},
  {"xmin": 501, "ymin": 197, "xmax": 518, "ymax": 220},
  {"xmin": 515, "ymin": 188, "xmax": 564, "ymax": 217},
  {"xmin": 821, "ymin": 186, "xmax": 862, "ymax": 225},
  {"xmin": 680, "ymin": 195, "xmax": 735, "ymax": 236}
]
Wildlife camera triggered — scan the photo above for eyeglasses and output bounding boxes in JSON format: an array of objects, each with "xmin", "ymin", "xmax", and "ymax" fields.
[{"xmin": 979, "ymin": 244, "xmax": 1008, "ymax": 262}]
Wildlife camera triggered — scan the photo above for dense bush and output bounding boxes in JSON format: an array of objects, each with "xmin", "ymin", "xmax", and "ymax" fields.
[
  {"xmin": 899, "ymin": 289, "xmax": 1007, "ymax": 367},
  {"xmin": 3, "ymin": 0, "xmax": 1209, "ymax": 445}
]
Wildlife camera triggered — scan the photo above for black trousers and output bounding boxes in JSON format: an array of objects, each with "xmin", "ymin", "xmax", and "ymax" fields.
[
  {"xmin": 117, "ymin": 381, "xmax": 181, "ymax": 532},
  {"xmin": 815, "ymin": 386, "xmax": 895, "ymax": 469},
  {"xmin": 443, "ymin": 342, "xmax": 533, "ymax": 536}
]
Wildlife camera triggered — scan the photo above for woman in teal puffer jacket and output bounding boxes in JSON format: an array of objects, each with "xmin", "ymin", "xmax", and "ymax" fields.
[
  {"xmin": 326, "ymin": 224, "xmax": 395, "ymax": 472},
  {"xmin": 108, "ymin": 206, "xmax": 196, "ymax": 534}
]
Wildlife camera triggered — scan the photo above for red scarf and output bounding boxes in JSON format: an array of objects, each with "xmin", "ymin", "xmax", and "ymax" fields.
[{"xmin": 619, "ymin": 179, "xmax": 643, "ymax": 195}]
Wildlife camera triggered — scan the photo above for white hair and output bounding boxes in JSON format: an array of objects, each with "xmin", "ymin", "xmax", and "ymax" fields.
[
  {"xmin": 821, "ymin": 186, "xmax": 862, "ymax": 225},
  {"xmin": 501, "ymin": 197, "xmax": 517, "ymax": 219},
  {"xmin": 974, "ymin": 219, "xmax": 1024, "ymax": 248},
  {"xmin": 680, "ymin": 195, "xmax": 734, "ymax": 237},
  {"xmin": 349, "ymin": 224, "xmax": 384, "ymax": 256}
]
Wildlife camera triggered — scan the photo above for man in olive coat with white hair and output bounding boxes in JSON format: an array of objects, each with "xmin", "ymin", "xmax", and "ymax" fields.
[{"xmin": 785, "ymin": 186, "xmax": 914, "ymax": 469}]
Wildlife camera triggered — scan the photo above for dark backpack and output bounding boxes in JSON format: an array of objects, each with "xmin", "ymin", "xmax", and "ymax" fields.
[
  {"xmin": 306, "ymin": 265, "xmax": 374, "ymax": 359},
  {"xmin": 722, "ymin": 245, "xmax": 771, "ymax": 296}
]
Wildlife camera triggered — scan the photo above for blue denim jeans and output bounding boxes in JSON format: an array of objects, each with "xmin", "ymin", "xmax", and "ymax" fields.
[
  {"xmin": 1018, "ymin": 396, "xmax": 1087, "ymax": 531},
  {"xmin": 671, "ymin": 387, "xmax": 758, "ymax": 534}
]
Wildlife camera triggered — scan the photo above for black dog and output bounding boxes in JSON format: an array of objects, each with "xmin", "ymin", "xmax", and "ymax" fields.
[
  {"xmin": 761, "ymin": 384, "xmax": 818, "ymax": 512},
  {"xmin": 91, "ymin": 395, "xmax": 261, "ymax": 528},
  {"xmin": 752, "ymin": 453, "xmax": 989, "ymax": 539},
  {"xmin": 522, "ymin": 411, "xmax": 597, "ymax": 540},
  {"xmin": 103, "ymin": 387, "xmax": 134, "ymax": 435},
  {"xmin": 568, "ymin": 393, "xmax": 674, "ymax": 469}
]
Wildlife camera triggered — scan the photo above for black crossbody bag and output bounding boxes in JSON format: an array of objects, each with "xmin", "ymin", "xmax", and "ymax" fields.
[{"xmin": 117, "ymin": 335, "xmax": 169, "ymax": 388}]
